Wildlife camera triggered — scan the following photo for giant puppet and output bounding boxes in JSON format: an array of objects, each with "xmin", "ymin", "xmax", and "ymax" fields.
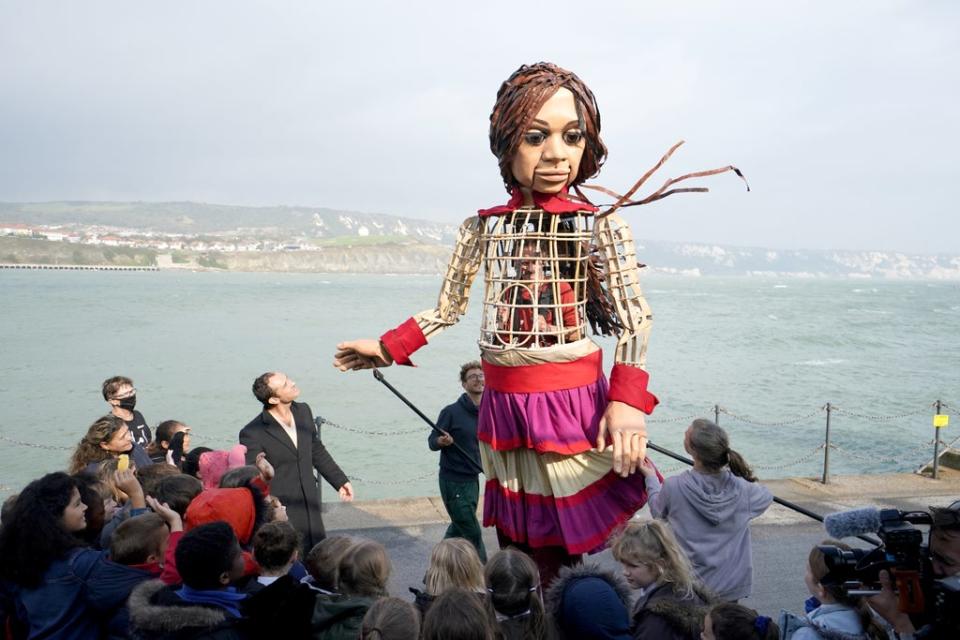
[{"xmin": 334, "ymin": 62, "xmax": 745, "ymax": 582}]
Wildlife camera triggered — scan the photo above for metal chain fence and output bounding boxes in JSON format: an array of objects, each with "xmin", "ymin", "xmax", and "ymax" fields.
[
  {"xmin": 0, "ymin": 433, "xmax": 73, "ymax": 451},
  {"xmin": 718, "ymin": 406, "xmax": 825, "ymax": 428},
  {"xmin": 830, "ymin": 404, "xmax": 935, "ymax": 422},
  {"xmin": 753, "ymin": 444, "xmax": 826, "ymax": 471},
  {"xmin": 347, "ymin": 470, "xmax": 437, "ymax": 485},
  {"xmin": 647, "ymin": 413, "xmax": 703, "ymax": 424},
  {"xmin": 0, "ymin": 399, "xmax": 954, "ymax": 491},
  {"xmin": 317, "ymin": 416, "xmax": 425, "ymax": 437}
]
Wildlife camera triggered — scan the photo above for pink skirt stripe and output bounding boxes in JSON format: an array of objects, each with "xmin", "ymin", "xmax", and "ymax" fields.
[
  {"xmin": 483, "ymin": 468, "xmax": 654, "ymax": 555},
  {"xmin": 478, "ymin": 377, "xmax": 609, "ymax": 454}
]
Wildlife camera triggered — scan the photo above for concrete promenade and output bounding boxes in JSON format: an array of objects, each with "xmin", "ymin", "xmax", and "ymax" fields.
[{"xmin": 323, "ymin": 472, "xmax": 960, "ymax": 618}]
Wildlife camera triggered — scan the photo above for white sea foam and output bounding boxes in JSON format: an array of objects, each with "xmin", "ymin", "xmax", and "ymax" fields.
[{"xmin": 794, "ymin": 358, "xmax": 848, "ymax": 366}]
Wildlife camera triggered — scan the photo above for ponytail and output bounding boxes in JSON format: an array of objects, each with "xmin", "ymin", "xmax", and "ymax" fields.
[
  {"xmin": 687, "ymin": 419, "xmax": 759, "ymax": 482},
  {"xmin": 726, "ymin": 449, "xmax": 757, "ymax": 483}
]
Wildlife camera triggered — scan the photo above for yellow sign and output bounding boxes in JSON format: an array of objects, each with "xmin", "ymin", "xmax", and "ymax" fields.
[{"xmin": 933, "ymin": 414, "xmax": 949, "ymax": 428}]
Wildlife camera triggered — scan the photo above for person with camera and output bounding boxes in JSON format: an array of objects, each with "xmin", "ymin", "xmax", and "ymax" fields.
[{"xmin": 868, "ymin": 499, "xmax": 960, "ymax": 639}]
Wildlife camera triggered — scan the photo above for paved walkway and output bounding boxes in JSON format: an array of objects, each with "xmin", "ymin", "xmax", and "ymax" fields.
[{"xmin": 323, "ymin": 472, "xmax": 960, "ymax": 617}]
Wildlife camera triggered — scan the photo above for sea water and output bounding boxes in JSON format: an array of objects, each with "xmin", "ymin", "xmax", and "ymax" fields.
[{"xmin": 1, "ymin": 270, "xmax": 958, "ymax": 499}]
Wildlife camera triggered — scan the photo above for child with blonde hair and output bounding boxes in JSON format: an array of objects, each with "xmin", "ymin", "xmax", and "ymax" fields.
[
  {"xmin": 411, "ymin": 538, "xmax": 485, "ymax": 615},
  {"xmin": 611, "ymin": 520, "xmax": 713, "ymax": 640},
  {"xmin": 778, "ymin": 540, "xmax": 886, "ymax": 640},
  {"xmin": 640, "ymin": 419, "xmax": 772, "ymax": 601}
]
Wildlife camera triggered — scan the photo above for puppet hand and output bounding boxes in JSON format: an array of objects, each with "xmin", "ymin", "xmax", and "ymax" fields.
[
  {"xmin": 339, "ymin": 482, "xmax": 355, "ymax": 502},
  {"xmin": 255, "ymin": 452, "xmax": 275, "ymax": 482},
  {"xmin": 333, "ymin": 339, "xmax": 394, "ymax": 371},
  {"xmin": 597, "ymin": 400, "xmax": 648, "ymax": 477}
]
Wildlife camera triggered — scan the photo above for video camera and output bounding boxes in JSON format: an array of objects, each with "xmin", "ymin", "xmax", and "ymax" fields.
[{"xmin": 821, "ymin": 507, "xmax": 960, "ymax": 631}]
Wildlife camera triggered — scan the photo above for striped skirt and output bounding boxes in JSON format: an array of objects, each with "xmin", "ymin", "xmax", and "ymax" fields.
[{"xmin": 478, "ymin": 344, "xmax": 656, "ymax": 555}]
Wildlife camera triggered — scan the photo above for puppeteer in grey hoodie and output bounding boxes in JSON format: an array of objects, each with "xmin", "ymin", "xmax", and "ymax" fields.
[{"xmin": 645, "ymin": 469, "xmax": 773, "ymax": 601}]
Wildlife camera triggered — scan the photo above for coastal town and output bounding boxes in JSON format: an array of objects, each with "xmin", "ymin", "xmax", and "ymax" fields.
[{"xmin": 2, "ymin": 220, "xmax": 350, "ymax": 253}]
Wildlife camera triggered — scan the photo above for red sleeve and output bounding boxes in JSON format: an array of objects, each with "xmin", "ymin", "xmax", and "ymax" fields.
[
  {"xmin": 379, "ymin": 317, "xmax": 428, "ymax": 367},
  {"xmin": 608, "ymin": 364, "xmax": 659, "ymax": 415},
  {"xmin": 160, "ymin": 530, "xmax": 183, "ymax": 585}
]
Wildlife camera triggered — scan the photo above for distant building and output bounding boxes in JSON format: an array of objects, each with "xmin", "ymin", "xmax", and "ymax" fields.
[{"xmin": 1, "ymin": 223, "xmax": 34, "ymax": 236}]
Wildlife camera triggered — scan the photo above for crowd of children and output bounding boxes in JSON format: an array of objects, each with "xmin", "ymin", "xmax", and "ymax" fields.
[{"xmin": 0, "ymin": 409, "xmax": 924, "ymax": 639}]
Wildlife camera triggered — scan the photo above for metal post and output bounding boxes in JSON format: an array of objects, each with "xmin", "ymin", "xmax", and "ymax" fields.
[
  {"xmin": 822, "ymin": 403, "xmax": 832, "ymax": 484},
  {"xmin": 714, "ymin": 404, "xmax": 720, "ymax": 425},
  {"xmin": 933, "ymin": 399, "xmax": 942, "ymax": 480}
]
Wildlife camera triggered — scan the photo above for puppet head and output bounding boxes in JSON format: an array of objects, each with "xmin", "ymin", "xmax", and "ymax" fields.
[{"xmin": 489, "ymin": 62, "xmax": 607, "ymax": 194}]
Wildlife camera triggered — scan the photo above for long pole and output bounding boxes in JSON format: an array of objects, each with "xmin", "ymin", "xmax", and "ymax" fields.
[
  {"xmin": 372, "ymin": 369, "xmax": 485, "ymax": 475},
  {"xmin": 646, "ymin": 441, "xmax": 880, "ymax": 546},
  {"xmin": 822, "ymin": 403, "xmax": 832, "ymax": 485},
  {"xmin": 933, "ymin": 399, "xmax": 942, "ymax": 480},
  {"xmin": 371, "ymin": 370, "xmax": 879, "ymax": 546}
]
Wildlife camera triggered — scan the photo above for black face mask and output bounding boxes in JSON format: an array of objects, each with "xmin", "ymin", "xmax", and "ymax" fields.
[{"xmin": 117, "ymin": 394, "xmax": 137, "ymax": 411}]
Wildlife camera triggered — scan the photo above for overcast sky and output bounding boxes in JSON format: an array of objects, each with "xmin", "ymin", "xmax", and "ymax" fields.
[{"xmin": 1, "ymin": 1, "xmax": 957, "ymax": 253}]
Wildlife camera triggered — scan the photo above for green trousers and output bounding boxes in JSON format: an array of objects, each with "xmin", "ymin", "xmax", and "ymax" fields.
[{"xmin": 438, "ymin": 476, "xmax": 487, "ymax": 562}]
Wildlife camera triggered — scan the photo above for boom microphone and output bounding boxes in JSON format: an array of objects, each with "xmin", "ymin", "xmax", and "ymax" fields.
[{"xmin": 824, "ymin": 507, "xmax": 882, "ymax": 539}]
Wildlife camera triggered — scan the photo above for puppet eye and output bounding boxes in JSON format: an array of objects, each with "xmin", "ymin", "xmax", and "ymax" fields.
[
  {"xmin": 523, "ymin": 131, "xmax": 547, "ymax": 146},
  {"xmin": 563, "ymin": 130, "xmax": 584, "ymax": 145}
]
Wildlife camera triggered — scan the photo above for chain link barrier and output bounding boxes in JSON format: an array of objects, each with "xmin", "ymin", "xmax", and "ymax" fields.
[
  {"xmin": 655, "ymin": 465, "xmax": 686, "ymax": 474},
  {"xmin": 718, "ymin": 406, "xmax": 824, "ymax": 428},
  {"xmin": 828, "ymin": 439, "xmax": 952, "ymax": 465},
  {"xmin": 317, "ymin": 417, "xmax": 425, "ymax": 437},
  {"xmin": 647, "ymin": 414, "xmax": 703, "ymax": 425},
  {"xmin": 754, "ymin": 444, "xmax": 826, "ymax": 470},
  {"xmin": 0, "ymin": 400, "xmax": 955, "ymax": 490},
  {"xmin": 0, "ymin": 433, "xmax": 73, "ymax": 451},
  {"xmin": 830, "ymin": 404, "xmax": 934, "ymax": 422},
  {"xmin": 347, "ymin": 470, "xmax": 437, "ymax": 485}
]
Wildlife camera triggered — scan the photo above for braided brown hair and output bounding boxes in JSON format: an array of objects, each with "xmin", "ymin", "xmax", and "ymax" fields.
[{"xmin": 489, "ymin": 62, "xmax": 608, "ymax": 193}]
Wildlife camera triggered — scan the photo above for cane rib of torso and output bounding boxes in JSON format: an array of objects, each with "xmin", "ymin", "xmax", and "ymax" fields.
[{"xmin": 479, "ymin": 208, "xmax": 591, "ymax": 352}]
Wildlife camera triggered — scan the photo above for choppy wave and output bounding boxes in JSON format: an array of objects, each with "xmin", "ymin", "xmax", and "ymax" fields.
[{"xmin": 794, "ymin": 358, "xmax": 848, "ymax": 366}]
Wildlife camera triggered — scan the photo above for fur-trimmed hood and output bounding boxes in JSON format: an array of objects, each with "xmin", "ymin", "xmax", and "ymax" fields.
[
  {"xmin": 544, "ymin": 562, "xmax": 633, "ymax": 640},
  {"xmin": 634, "ymin": 581, "xmax": 716, "ymax": 639},
  {"xmin": 127, "ymin": 579, "xmax": 235, "ymax": 638}
]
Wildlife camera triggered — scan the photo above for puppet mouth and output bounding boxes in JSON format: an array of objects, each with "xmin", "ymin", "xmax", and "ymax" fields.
[{"xmin": 536, "ymin": 171, "xmax": 568, "ymax": 182}]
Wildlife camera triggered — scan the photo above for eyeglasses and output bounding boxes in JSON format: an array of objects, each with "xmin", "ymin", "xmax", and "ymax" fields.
[
  {"xmin": 113, "ymin": 388, "xmax": 137, "ymax": 400},
  {"xmin": 465, "ymin": 374, "xmax": 485, "ymax": 382}
]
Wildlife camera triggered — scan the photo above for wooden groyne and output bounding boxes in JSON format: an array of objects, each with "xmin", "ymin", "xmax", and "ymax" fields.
[{"xmin": 0, "ymin": 263, "xmax": 158, "ymax": 271}]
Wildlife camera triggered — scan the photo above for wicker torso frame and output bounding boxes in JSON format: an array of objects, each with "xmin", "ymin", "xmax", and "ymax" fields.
[{"xmin": 410, "ymin": 208, "xmax": 653, "ymax": 369}]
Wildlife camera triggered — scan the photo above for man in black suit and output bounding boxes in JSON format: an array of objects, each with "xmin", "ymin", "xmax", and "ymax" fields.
[{"xmin": 239, "ymin": 372, "xmax": 353, "ymax": 551}]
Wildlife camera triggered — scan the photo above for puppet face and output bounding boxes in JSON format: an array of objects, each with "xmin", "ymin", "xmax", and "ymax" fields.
[{"xmin": 510, "ymin": 87, "xmax": 585, "ymax": 195}]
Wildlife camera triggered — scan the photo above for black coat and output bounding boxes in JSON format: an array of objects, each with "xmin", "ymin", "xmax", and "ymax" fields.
[{"xmin": 239, "ymin": 401, "xmax": 348, "ymax": 550}]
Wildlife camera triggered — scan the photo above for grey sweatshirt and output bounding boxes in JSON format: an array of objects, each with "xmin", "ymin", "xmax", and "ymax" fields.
[{"xmin": 645, "ymin": 469, "xmax": 773, "ymax": 601}]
